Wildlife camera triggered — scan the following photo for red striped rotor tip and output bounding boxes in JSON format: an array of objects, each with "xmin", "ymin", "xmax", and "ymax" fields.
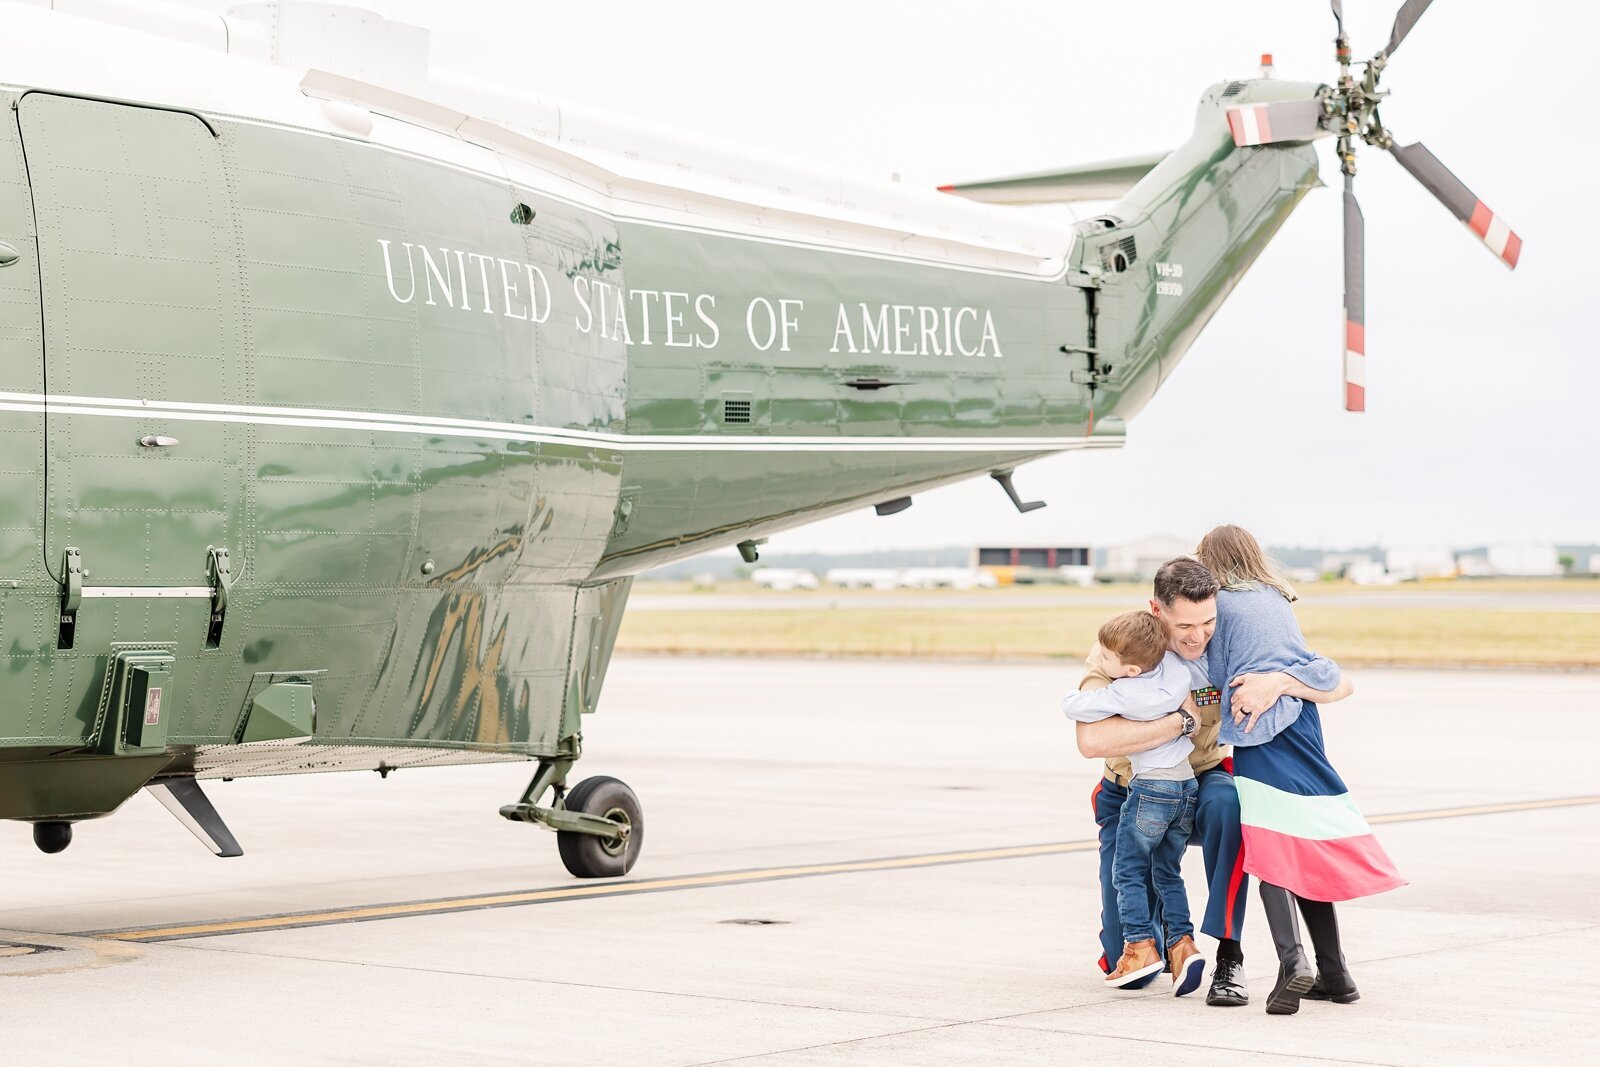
[
  {"xmin": 1344, "ymin": 318, "xmax": 1365, "ymax": 413},
  {"xmin": 1468, "ymin": 201, "xmax": 1522, "ymax": 268},
  {"xmin": 1344, "ymin": 319, "xmax": 1365, "ymax": 355}
]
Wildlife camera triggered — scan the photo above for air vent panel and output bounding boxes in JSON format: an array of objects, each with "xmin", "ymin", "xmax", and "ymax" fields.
[
  {"xmin": 1222, "ymin": 81, "xmax": 1248, "ymax": 98},
  {"xmin": 1100, "ymin": 235, "xmax": 1138, "ymax": 273},
  {"xmin": 1074, "ymin": 214, "xmax": 1125, "ymax": 240},
  {"xmin": 721, "ymin": 398, "xmax": 752, "ymax": 424}
]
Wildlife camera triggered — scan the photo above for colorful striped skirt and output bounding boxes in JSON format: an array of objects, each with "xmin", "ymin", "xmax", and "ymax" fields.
[{"xmin": 1231, "ymin": 705, "xmax": 1406, "ymax": 902}]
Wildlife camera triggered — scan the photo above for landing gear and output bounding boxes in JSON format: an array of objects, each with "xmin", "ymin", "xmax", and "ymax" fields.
[
  {"xmin": 556, "ymin": 776, "xmax": 643, "ymax": 879},
  {"xmin": 500, "ymin": 758, "xmax": 644, "ymax": 879},
  {"xmin": 32, "ymin": 821, "xmax": 72, "ymax": 854}
]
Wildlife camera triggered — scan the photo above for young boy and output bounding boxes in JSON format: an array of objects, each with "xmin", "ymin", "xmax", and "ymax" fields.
[{"xmin": 1062, "ymin": 610, "xmax": 1207, "ymax": 997}]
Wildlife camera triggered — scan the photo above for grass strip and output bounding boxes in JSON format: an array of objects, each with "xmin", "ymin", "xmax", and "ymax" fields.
[{"xmin": 615, "ymin": 605, "xmax": 1600, "ymax": 668}]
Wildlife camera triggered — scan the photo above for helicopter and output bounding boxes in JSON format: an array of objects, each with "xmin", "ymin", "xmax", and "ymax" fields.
[{"xmin": 0, "ymin": 0, "xmax": 1517, "ymax": 877}]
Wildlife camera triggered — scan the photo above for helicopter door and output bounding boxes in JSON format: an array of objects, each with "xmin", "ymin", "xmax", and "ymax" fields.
[{"xmin": 18, "ymin": 95, "xmax": 246, "ymax": 619}]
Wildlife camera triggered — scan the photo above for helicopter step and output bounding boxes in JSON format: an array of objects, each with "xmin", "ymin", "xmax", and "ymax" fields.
[
  {"xmin": 499, "ymin": 758, "xmax": 644, "ymax": 879},
  {"xmin": 146, "ymin": 776, "xmax": 244, "ymax": 858}
]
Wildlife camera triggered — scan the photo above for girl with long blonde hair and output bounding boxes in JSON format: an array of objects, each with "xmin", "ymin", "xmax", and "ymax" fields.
[
  {"xmin": 1197, "ymin": 524, "xmax": 1298, "ymax": 602},
  {"xmin": 1196, "ymin": 525, "xmax": 1404, "ymax": 1016}
]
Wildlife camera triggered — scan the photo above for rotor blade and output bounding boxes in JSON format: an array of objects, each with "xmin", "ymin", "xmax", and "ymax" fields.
[
  {"xmin": 937, "ymin": 151, "xmax": 1167, "ymax": 205},
  {"xmin": 1331, "ymin": 0, "xmax": 1345, "ymax": 35},
  {"xmin": 1387, "ymin": 142, "xmax": 1522, "ymax": 268},
  {"xmin": 1383, "ymin": 0, "xmax": 1434, "ymax": 57},
  {"xmin": 1343, "ymin": 174, "xmax": 1366, "ymax": 413},
  {"xmin": 1226, "ymin": 99, "xmax": 1327, "ymax": 147}
]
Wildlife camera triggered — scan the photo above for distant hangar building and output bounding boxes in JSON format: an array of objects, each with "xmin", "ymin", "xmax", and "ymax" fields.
[
  {"xmin": 973, "ymin": 546, "xmax": 1091, "ymax": 568},
  {"xmin": 972, "ymin": 545, "xmax": 1094, "ymax": 586},
  {"xmin": 1097, "ymin": 534, "xmax": 1198, "ymax": 581}
]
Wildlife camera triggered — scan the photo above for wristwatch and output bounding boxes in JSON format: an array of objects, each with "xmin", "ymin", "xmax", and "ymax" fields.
[{"xmin": 1175, "ymin": 707, "xmax": 1198, "ymax": 737}]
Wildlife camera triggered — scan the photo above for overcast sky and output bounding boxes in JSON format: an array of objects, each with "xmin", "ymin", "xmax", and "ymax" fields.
[{"xmin": 175, "ymin": 0, "xmax": 1593, "ymax": 552}]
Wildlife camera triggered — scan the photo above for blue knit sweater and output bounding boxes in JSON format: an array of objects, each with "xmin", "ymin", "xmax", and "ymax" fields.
[{"xmin": 1208, "ymin": 584, "xmax": 1343, "ymax": 747}]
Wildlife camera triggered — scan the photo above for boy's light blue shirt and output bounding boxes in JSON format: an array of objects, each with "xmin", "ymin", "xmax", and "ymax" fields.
[{"xmin": 1061, "ymin": 651, "xmax": 1195, "ymax": 776}]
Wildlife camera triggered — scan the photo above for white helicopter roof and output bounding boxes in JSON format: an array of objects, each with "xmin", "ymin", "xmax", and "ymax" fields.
[{"xmin": 1, "ymin": 0, "xmax": 1075, "ymax": 277}]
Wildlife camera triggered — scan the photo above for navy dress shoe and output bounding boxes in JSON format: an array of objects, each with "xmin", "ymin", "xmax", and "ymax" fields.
[{"xmin": 1205, "ymin": 955, "xmax": 1249, "ymax": 1006}]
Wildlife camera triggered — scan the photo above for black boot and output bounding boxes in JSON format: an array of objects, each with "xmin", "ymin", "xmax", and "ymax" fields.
[
  {"xmin": 1298, "ymin": 898, "xmax": 1360, "ymax": 1004},
  {"xmin": 1260, "ymin": 883, "xmax": 1315, "ymax": 1015}
]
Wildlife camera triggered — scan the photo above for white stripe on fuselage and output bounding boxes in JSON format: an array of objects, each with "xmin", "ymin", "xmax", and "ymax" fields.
[
  {"xmin": 0, "ymin": 392, "xmax": 1111, "ymax": 454},
  {"xmin": 0, "ymin": 80, "xmax": 1070, "ymax": 284}
]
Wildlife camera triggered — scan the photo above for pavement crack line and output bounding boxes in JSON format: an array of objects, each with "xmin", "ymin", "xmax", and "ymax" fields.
[
  {"xmin": 686, "ymin": 1018, "xmax": 1402, "ymax": 1067},
  {"xmin": 70, "ymin": 793, "xmax": 1600, "ymax": 944},
  {"xmin": 701, "ymin": 925, "xmax": 1600, "ymax": 1067},
  {"xmin": 984, "ymin": 924, "xmax": 1600, "ymax": 1030},
  {"xmin": 1346, "ymin": 921, "xmax": 1599, "ymax": 969},
  {"xmin": 158, "ymin": 940, "xmax": 959, "ymax": 1026}
]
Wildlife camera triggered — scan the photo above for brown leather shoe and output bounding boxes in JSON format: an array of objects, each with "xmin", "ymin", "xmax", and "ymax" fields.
[
  {"xmin": 1104, "ymin": 938, "xmax": 1165, "ymax": 988},
  {"xmin": 1168, "ymin": 935, "xmax": 1208, "ymax": 997}
]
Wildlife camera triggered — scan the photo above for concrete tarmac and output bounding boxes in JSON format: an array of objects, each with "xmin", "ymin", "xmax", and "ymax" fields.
[{"xmin": 1, "ymin": 656, "xmax": 1596, "ymax": 1065}]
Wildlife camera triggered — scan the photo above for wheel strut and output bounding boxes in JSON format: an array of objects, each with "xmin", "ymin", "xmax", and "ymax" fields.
[
  {"xmin": 499, "ymin": 758, "xmax": 626, "ymax": 841},
  {"xmin": 499, "ymin": 757, "xmax": 644, "ymax": 878}
]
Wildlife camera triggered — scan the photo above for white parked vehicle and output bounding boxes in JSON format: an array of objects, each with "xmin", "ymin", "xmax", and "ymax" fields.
[
  {"xmin": 825, "ymin": 568, "xmax": 901, "ymax": 590},
  {"xmin": 1345, "ymin": 560, "xmax": 1398, "ymax": 586},
  {"xmin": 1057, "ymin": 565, "xmax": 1097, "ymax": 587},
  {"xmin": 750, "ymin": 568, "xmax": 820, "ymax": 591},
  {"xmin": 897, "ymin": 568, "xmax": 999, "ymax": 590}
]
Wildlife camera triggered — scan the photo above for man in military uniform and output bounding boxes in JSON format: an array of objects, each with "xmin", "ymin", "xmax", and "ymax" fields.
[{"xmin": 1074, "ymin": 557, "xmax": 1349, "ymax": 1006}]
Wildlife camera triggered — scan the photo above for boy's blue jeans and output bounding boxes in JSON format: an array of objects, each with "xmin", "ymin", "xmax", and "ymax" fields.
[
  {"xmin": 1112, "ymin": 776, "xmax": 1198, "ymax": 947},
  {"xmin": 1092, "ymin": 766, "xmax": 1247, "ymax": 975}
]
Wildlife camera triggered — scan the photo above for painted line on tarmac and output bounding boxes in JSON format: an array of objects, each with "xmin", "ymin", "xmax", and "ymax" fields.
[
  {"xmin": 1365, "ymin": 794, "xmax": 1600, "ymax": 825},
  {"xmin": 87, "ymin": 794, "xmax": 1600, "ymax": 944},
  {"xmin": 86, "ymin": 841, "xmax": 1083, "ymax": 943}
]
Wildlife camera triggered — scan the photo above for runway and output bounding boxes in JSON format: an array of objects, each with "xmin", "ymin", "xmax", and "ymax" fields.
[
  {"xmin": 629, "ymin": 587, "xmax": 1600, "ymax": 613},
  {"xmin": 2, "ymin": 656, "xmax": 1596, "ymax": 1065}
]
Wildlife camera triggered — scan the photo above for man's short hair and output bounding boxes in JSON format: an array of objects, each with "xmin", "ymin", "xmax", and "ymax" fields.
[
  {"xmin": 1097, "ymin": 610, "xmax": 1167, "ymax": 674},
  {"xmin": 1153, "ymin": 557, "xmax": 1220, "ymax": 607}
]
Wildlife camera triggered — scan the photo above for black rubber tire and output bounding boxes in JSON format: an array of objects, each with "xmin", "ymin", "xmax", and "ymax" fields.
[
  {"xmin": 556, "ymin": 776, "xmax": 643, "ymax": 879},
  {"xmin": 33, "ymin": 821, "xmax": 72, "ymax": 854}
]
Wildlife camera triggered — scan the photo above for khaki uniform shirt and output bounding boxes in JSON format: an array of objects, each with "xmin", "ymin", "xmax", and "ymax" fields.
[{"xmin": 1079, "ymin": 646, "xmax": 1226, "ymax": 786}]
